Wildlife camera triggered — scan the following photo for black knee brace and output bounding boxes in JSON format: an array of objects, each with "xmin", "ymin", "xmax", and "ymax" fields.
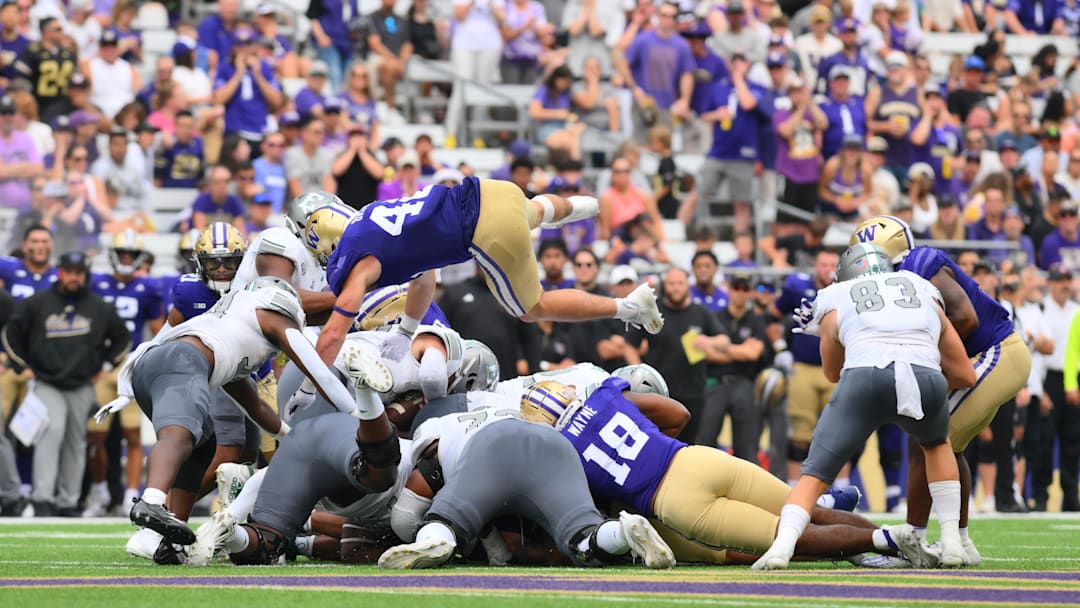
[
  {"xmin": 352, "ymin": 428, "xmax": 402, "ymax": 490},
  {"xmin": 568, "ymin": 523, "xmax": 625, "ymax": 568},
  {"xmin": 787, "ymin": 441, "xmax": 810, "ymax": 462},
  {"xmin": 229, "ymin": 522, "xmax": 287, "ymax": 566}
]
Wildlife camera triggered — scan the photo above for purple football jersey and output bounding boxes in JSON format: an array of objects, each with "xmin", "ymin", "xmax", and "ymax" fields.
[
  {"xmin": 91, "ymin": 274, "xmax": 163, "ymax": 348},
  {"xmin": 899, "ymin": 246, "xmax": 1013, "ymax": 357},
  {"xmin": 559, "ymin": 377, "xmax": 686, "ymax": 517},
  {"xmin": 326, "ymin": 178, "xmax": 481, "ymax": 294},
  {"xmin": 0, "ymin": 257, "xmax": 56, "ymax": 301}
]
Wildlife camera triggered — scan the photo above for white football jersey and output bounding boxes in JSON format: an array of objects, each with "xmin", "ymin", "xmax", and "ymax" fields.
[
  {"xmin": 234, "ymin": 227, "xmax": 327, "ymax": 293},
  {"xmin": 814, "ymin": 270, "xmax": 943, "ymax": 371},
  {"xmin": 409, "ymin": 402, "xmax": 522, "ymax": 481},
  {"xmin": 320, "ymin": 438, "xmax": 415, "ymax": 525},
  {"xmin": 122, "ymin": 277, "xmax": 305, "ymax": 390},
  {"xmin": 495, "ymin": 362, "xmax": 611, "ymax": 402}
]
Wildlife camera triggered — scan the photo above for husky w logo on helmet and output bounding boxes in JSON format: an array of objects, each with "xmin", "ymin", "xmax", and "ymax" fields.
[{"xmin": 854, "ymin": 225, "xmax": 876, "ymax": 243}]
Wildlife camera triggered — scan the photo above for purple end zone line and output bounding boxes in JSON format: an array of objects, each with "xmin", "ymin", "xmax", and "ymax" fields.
[
  {"xmin": 843, "ymin": 571, "xmax": 1080, "ymax": 581},
  {"xmin": 1, "ymin": 575, "xmax": 1078, "ymax": 604}
]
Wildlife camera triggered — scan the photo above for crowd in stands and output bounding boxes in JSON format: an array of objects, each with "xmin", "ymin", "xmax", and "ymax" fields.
[{"xmin": 0, "ymin": 0, "xmax": 1079, "ymax": 517}]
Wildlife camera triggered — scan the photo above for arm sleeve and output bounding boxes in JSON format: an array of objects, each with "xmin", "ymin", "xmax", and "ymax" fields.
[{"xmin": 1063, "ymin": 311, "xmax": 1080, "ymax": 391}]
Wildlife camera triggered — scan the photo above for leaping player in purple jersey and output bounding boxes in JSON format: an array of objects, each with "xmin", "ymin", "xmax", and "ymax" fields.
[{"xmin": 303, "ymin": 179, "xmax": 666, "ymax": 371}]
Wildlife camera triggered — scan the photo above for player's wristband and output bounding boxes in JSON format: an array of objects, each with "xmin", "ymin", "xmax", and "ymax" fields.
[{"xmin": 333, "ymin": 305, "xmax": 359, "ymax": 318}]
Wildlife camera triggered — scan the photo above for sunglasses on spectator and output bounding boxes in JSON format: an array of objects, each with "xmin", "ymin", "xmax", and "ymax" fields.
[
  {"xmin": 1061, "ymin": 210, "xmax": 1080, "ymax": 218},
  {"xmin": 574, "ymin": 261, "xmax": 596, "ymax": 268},
  {"xmin": 965, "ymin": 137, "xmax": 984, "ymax": 145},
  {"xmin": 0, "ymin": 109, "xmax": 14, "ymax": 116},
  {"xmin": 264, "ymin": 141, "xmax": 285, "ymax": 148},
  {"xmin": 70, "ymin": 155, "xmax": 88, "ymax": 161},
  {"xmin": 1070, "ymin": 156, "xmax": 1080, "ymax": 162},
  {"xmin": 730, "ymin": 283, "xmax": 752, "ymax": 292}
]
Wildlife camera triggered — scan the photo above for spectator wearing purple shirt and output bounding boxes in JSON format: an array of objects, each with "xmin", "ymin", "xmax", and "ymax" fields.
[
  {"xmin": 1040, "ymin": 200, "xmax": 1080, "ymax": 270},
  {"xmin": 306, "ymin": 0, "xmax": 358, "ymax": 91},
  {"xmin": 696, "ymin": 55, "xmax": 769, "ymax": 234},
  {"xmin": 773, "ymin": 77, "xmax": 827, "ymax": 222},
  {"xmin": 0, "ymin": 95, "xmax": 42, "ymax": 216},
  {"xmin": 197, "ymin": 0, "xmax": 241, "ymax": 72},
  {"xmin": 616, "ymin": 2, "xmax": 693, "ymax": 138},
  {"xmin": 191, "ymin": 165, "xmax": 247, "ymax": 236},
  {"xmin": 967, "ymin": 185, "xmax": 1008, "ymax": 243},
  {"xmin": 212, "ymin": 26, "xmax": 284, "ymax": 148},
  {"xmin": 489, "ymin": 140, "xmax": 532, "ymax": 182},
  {"xmin": 376, "ymin": 149, "xmax": 425, "ymax": 201},
  {"xmin": 0, "ymin": 1, "xmax": 29, "ymax": 92},
  {"xmin": 500, "ymin": 0, "xmax": 547, "ymax": 84},
  {"xmin": 819, "ymin": 65, "xmax": 866, "ymax": 161},
  {"xmin": 911, "ymin": 81, "xmax": 962, "ymax": 196},
  {"xmin": 1001, "ymin": 206, "xmax": 1037, "ymax": 266},
  {"xmin": 690, "ymin": 250, "xmax": 729, "ymax": 312},
  {"xmin": 682, "ymin": 20, "xmax": 728, "ymax": 118},
  {"xmin": 106, "ymin": 0, "xmax": 142, "ymax": 64},
  {"xmin": 254, "ymin": 3, "xmax": 300, "ymax": 77},
  {"xmin": 814, "ymin": 17, "xmax": 871, "ymax": 97},
  {"xmin": 321, "ymin": 97, "xmax": 349, "ymax": 151},
  {"xmin": 1005, "ymin": 0, "xmax": 1065, "ymax": 34},
  {"xmin": 293, "ymin": 60, "xmax": 329, "ymax": 118}
]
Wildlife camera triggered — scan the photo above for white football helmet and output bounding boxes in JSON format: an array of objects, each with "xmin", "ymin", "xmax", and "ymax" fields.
[
  {"xmin": 449, "ymin": 339, "xmax": 499, "ymax": 394},
  {"xmin": 611, "ymin": 364, "xmax": 670, "ymax": 397}
]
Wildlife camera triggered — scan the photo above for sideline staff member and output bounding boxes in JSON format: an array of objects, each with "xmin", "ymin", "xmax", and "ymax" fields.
[{"xmin": 2, "ymin": 252, "xmax": 130, "ymax": 516}]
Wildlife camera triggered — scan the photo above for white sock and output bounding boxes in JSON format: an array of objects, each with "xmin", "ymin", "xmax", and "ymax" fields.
[
  {"xmin": 302, "ymin": 514, "xmax": 313, "ymax": 534},
  {"xmin": 959, "ymin": 527, "xmax": 970, "ymax": 541},
  {"xmin": 91, "ymin": 481, "xmax": 107, "ymax": 494},
  {"xmin": 294, "ymin": 535, "xmax": 315, "ymax": 557},
  {"xmin": 913, "ymin": 526, "xmax": 927, "ymax": 542},
  {"xmin": 416, "ymin": 521, "xmax": 456, "ymax": 547},
  {"xmin": 614, "ymin": 297, "xmax": 637, "ymax": 321},
  {"xmin": 587, "ymin": 521, "xmax": 630, "ymax": 555},
  {"xmin": 816, "ymin": 494, "xmax": 836, "ymax": 509},
  {"xmin": 227, "ymin": 525, "xmax": 251, "ymax": 553},
  {"xmin": 141, "ymin": 488, "xmax": 167, "ymax": 506},
  {"xmin": 872, "ymin": 529, "xmax": 892, "ymax": 551},
  {"xmin": 227, "ymin": 468, "xmax": 266, "ymax": 519},
  {"xmin": 833, "ymin": 477, "xmax": 850, "ymax": 488},
  {"xmin": 355, "ymin": 386, "xmax": 387, "ymax": 421},
  {"xmin": 929, "ymin": 480, "xmax": 962, "ymax": 543},
  {"xmin": 773, "ymin": 504, "xmax": 811, "ymax": 554},
  {"xmin": 418, "ymin": 349, "xmax": 449, "ymax": 401}
]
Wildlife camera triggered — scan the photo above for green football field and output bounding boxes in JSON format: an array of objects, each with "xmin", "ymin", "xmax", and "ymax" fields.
[{"xmin": 1, "ymin": 515, "xmax": 1078, "ymax": 607}]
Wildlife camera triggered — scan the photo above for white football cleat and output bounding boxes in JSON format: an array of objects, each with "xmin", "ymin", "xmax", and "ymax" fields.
[
  {"xmin": 126, "ymin": 527, "xmax": 165, "ymax": 560},
  {"xmin": 378, "ymin": 538, "xmax": 455, "ymax": 569},
  {"xmin": 623, "ymin": 284, "xmax": 664, "ymax": 334},
  {"xmin": 886, "ymin": 524, "xmax": 940, "ymax": 569},
  {"xmin": 618, "ymin": 511, "xmax": 675, "ymax": 570},
  {"xmin": 847, "ymin": 552, "xmax": 912, "ymax": 569},
  {"xmin": 343, "ymin": 347, "xmax": 395, "ymax": 393},
  {"xmin": 188, "ymin": 510, "xmax": 239, "ymax": 567},
  {"xmin": 940, "ymin": 539, "xmax": 965, "ymax": 568},
  {"xmin": 961, "ymin": 536, "xmax": 982, "ymax": 567},
  {"xmin": 215, "ymin": 463, "xmax": 254, "ymax": 512}
]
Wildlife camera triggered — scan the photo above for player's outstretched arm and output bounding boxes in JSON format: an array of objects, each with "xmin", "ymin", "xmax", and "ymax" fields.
[
  {"xmin": 624, "ymin": 392, "xmax": 689, "ymax": 438},
  {"xmin": 223, "ymin": 377, "xmax": 286, "ymax": 436},
  {"xmin": 317, "ymin": 258, "xmax": 382, "ymax": 367},
  {"xmin": 937, "ymin": 306, "xmax": 976, "ymax": 390}
]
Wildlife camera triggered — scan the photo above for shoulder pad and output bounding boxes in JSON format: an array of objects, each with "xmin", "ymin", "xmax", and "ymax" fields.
[{"xmin": 249, "ymin": 276, "xmax": 305, "ymax": 327}]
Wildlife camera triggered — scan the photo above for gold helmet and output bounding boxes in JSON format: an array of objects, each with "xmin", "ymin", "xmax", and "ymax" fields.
[
  {"xmin": 754, "ymin": 367, "xmax": 787, "ymax": 411},
  {"xmin": 849, "ymin": 215, "xmax": 916, "ymax": 263},
  {"xmin": 194, "ymin": 222, "xmax": 247, "ymax": 295},
  {"xmin": 304, "ymin": 203, "xmax": 355, "ymax": 266},
  {"xmin": 355, "ymin": 285, "xmax": 409, "ymax": 331},
  {"xmin": 177, "ymin": 228, "xmax": 201, "ymax": 273},
  {"xmin": 109, "ymin": 228, "xmax": 148, "ymax": 276},
  {"xmin": 521, "ymin": 380, "xmax": 580, "ymax": 428}
]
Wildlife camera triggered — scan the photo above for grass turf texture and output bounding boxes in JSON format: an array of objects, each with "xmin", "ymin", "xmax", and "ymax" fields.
[{"xmin": 1, "ymin": 515, "xmax": 1078, "ymax": 607}]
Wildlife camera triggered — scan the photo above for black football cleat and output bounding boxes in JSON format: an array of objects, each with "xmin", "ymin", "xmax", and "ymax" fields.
[
  {"xmin": 153, "ymin": 540, "xmax": 188, "ymax": 565},
  {"xmin": 130, "ymin": 498, "xmax": 195, "ymax": 545}
]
